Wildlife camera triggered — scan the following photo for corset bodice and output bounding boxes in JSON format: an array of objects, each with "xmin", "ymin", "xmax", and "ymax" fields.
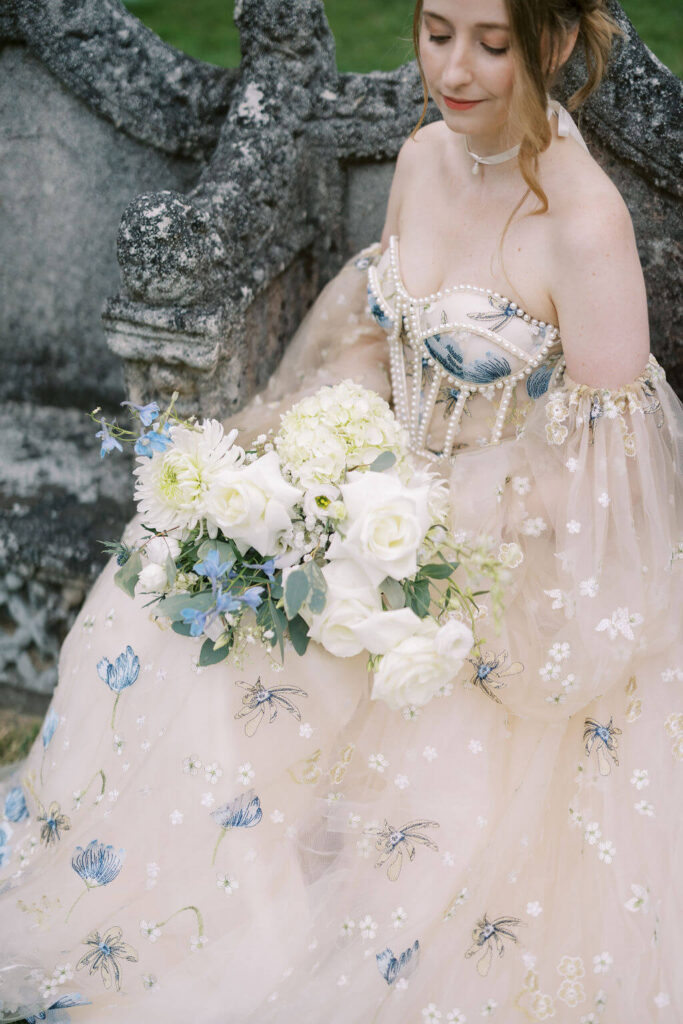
[{"xmin": 364, "ymin": 237, "xmax": 564, "ymax": 460}]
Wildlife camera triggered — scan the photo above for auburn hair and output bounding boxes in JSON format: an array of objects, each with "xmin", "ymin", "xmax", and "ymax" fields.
[{"xmin": 411, "ymin": 0, "xmax": 621, "ymax": 216}]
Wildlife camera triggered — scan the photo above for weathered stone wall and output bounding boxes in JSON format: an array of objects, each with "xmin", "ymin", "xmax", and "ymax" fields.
[{"xmin": 0, "ymin": 0, "xmax": 680, "ymax": 710}]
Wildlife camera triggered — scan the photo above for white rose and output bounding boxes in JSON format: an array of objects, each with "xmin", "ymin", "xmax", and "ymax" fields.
[
  {"xmin": 145, "ymin": 536, "xmax": 181, "ymax": 564},
  {"xmin": 204, "ymin": 450, "xmax": 302, "ymax": 556},
  {"xmin": 136, "ymin": 562, "xmax": 170, "ymax": 595},
  {"xmin": 327, "ymin": 473, "xmax": 432, "ymax": 585},
  {"xmin": 370, "ymin": 618, "xmax": 473, "ymax": 710},
  {"xmin": 306, "ymin": 561, "xmax": 381, "ymax": 658}
]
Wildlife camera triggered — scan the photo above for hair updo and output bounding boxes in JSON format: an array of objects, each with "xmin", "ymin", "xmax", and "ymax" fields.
[{"xmin": 411, "ymin": 0, "xmax": 622, "ymax": 213}]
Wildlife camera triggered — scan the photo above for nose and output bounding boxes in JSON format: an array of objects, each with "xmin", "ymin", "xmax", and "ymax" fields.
[{"xmin": 442, "ymin": 37, "xmax": 475, "ymax": 91}]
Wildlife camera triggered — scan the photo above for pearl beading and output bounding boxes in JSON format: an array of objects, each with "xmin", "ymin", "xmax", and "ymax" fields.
[{"xmin": 365, "ymin": 237, "xmax": 562, "ymax": 459}]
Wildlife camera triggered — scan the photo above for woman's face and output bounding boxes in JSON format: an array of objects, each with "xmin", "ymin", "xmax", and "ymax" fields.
[{"xmin": 418, "ymin": 0, "xmax": 516, "ymax": 143}]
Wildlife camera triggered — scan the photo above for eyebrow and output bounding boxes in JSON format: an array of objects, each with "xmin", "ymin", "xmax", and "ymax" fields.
[{"xmin": 423, "ymin": 10, "xmax": 509, "ymax": 30}]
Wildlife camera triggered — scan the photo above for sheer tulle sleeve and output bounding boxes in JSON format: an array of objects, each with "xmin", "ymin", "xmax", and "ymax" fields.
[
  {"xmin": 224, "ymin": 243, "xmax": 390, "ymax": 440},
  {"xmin": 448, "ymin": 356, "xmax": 683, "ymax": 722}
]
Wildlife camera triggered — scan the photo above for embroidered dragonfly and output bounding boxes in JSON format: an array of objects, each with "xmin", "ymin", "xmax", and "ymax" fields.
[
  {"xmin": 366, "ymin": 818, "xmax": 439, "ymax": 881},
  {"xmin": 467, "ymin": 650, "xmax": 524, "ymax": 704},
  {"xmin": 465, "ymin": 912, "xmax": 522, "ymax": 976},
  {"xmin": 468, "ymin": 294, "xmax": 518, "ymax": 332},
  {"xmin": 376, "ymin": 939, "xmax": 420, "ymax": 985},
  {"xmin": 234, "ymin": 677, "xmax": 308, "ymax": 737},
  {"xmin": 583, "ymin": 716, "xmax": 622, "ymax": 775}
]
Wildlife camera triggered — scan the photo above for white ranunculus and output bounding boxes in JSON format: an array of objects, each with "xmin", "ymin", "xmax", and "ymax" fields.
[
  {"xmin": 204, "ymin": 450, "xmax": 302, "ymax": 556},
  {"xmin": 327, "ymin": 472, "xmax": 432, "ymax": 585},
  {"xmin": 134, "ymin": 420, "xmax": 244, "ymax": 534},
  {"xmin": 370, "ymin": 617, "xmax": 473, "ymax": 711},
  {"xmin": 145, "ymin": 536, "xmax": 181, "ymax": 564},
  {"xmin": 306, "ymin": 560, "xmax": 381, "ymax": 658},
  {"xmin": 136, "ymin": 562, "xmax": 170, "ymax": 595}
]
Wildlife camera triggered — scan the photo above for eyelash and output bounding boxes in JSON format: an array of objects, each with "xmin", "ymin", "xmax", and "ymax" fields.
[{"xmin": 427, "ymin": 34, "xmax": 509, "ymax": 56}]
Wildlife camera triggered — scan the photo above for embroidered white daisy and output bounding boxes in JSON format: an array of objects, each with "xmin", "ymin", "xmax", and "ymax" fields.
[
  {"xmin": 394, "ymin": 774, "xmax": 410, "ymax": 790},
  {"xmin": 447, "ymin": 1010, "xmax": 467, "ymax": 1023},
  {"xmin": 298, "ymin": 722, "xmax": 313, "ymax": 738},
  {"xmin": 52, "ymin": 963, "xmax": 73, "ymax": 984},
  {"xmin": 565, "ymin": 457, "xmax": 579, "ymax": 472},
  {"xmin": 140, "ymin": 920, "xmax": 162, "ymax": 942},
  {"xmin": 481, "ymin": 999, "xmax": 498, "ymax": 1016},
  {"xmin": 359, "ymin": 914, "xmax": 377, "ymax": 939},
  {"xmin": 269, "ymin": 809, "xmax": 285, "ymax": 824},
  {"xmin": 630, "ymin": 768, "xmax": 649, "ymax": 789},
  {"xmin": 204, "ymin": 762, "xmax": 223, "ymax": 785},
  {"xmin": 347, "ymin": 812, "xmax": 361, "ymax": 829},
  {"xmin": 237, "ymin": 762, "xmax": 255, "ymax": 785},
  {"xmin": 654, "ymin": 992, "xmax": 670, "ymax": 1008},
  {"xmin": 597, "ymin": 492, "xmax": 611, "ymax": 507},
  {"xmin": 422, "ymin": 1005, "xmax": 442, "ymax": 1022},
  {"xmin": 624, "ymin": 883, "xmax": 649, "ymax": 912},
  {"xmin": 183, "ymin": 755, "xmax": 202, "ymax": 775},
  {"xmin": 442, "ymin": 851, "xmax": 455, "ymax": 866},
  {"xmin": 339, "ymin": 919, "xmax": 355, "ymax": 937},
  {"xmin": 579, "ymin": 577, "xmax": 599, "ymax": 597},
  {"xmin": 592, "ymin": 952, "xmax": 612, "ymax": 974},
  {"xmin": 189, "ymin": 933, "xmax": 208, "ymax": 952},
  {"xmin": 526, "ymin": 901, "xmax": 543, "ymax": 917},
  {"xmin": 422, "ymin": 746, "xmax": 438, "ymax": 762},
  {"xmin": 598, "ymin": 840, "xmax": 615, "ymax": 863},
  {"xmin": 391, "ymin": 906, "xmax": 408, "ymax": 928},
  {"xmin": 467, "ymin": 739, "xmax": 483, "ymax": 755},
  {"xmin": 112, "ymin": 735, "xmax": 125, "ymax": 755},
  {"xmin": 521, "ymin": 517, "xmax": 547, "ymax": 537},
  {"xmin": 566, "ymin": 520, "xmax": 581, "ymax": 534},
  {"xmin": 583, "ymin": 821, "xmax": 601, "ymax": 845},
  {"xmin": 511, "ymin": 475, "xmax": 531, "ymax": 495},
  {"xmin": 402, "ymin": 704, "xmax": 421, "ymax": 721},
  {"xmin": 142, "ymin": 974, "xmax": 159, "ymax": 991},
  {"xmin": 216, "ymin": 873, "xmax": 238, "ymax": 895},
  {"xmin": 146, "ymin": 862, "xmax": 160, "ymax": 878},
  {"xmin": 634, "ymin": 800, "xmax": 655, "ymax": 817},
  {"xmin": 368, "ymin": 753, "xmax": 389, "ymax": 773},
  {"xmin": 169, "ymin": 809, "xmax": 184, "ymax": 825},
  {"xmin": 549, "ymin": 641, "xmax": 571, "ymax": 662},
  {"xmin": 201, "ymin": 791, "xmax": 215, "ymax": 808}
]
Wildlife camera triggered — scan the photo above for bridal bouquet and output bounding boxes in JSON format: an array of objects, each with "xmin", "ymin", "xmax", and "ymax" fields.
[{"xmin": 93, "ymin": 382, "xmax": 508, "ymax": 710}]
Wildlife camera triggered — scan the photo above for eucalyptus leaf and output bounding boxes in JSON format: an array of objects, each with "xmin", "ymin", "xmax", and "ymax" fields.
[
  {"xmin": 288, "ymin": 614, "xmax": 311, "ymax": 656},
  {"xmin": 157, "ymin": 589, "xmax": 214, "ymax": 620},
  {"xmin": 171, "ymin": 621, "xmax": 194, "ymax": 637},
  {"xmin": 380, "ymin": 576, "xmax": 406, "ymax": 609},
  {"xmin": 302, "ymin": 560, "xmax": 327, "ymax": 614},
  {"xmin": 196, "ymin": 538, "xmax": 236, "ymax": 564},
  {"xmin": 418, "ymin": 563, "xmax": 455, "ymax": 579},
  {"xmin": 284, "ymin": 570, "xmax": 310, "ymax": 619},
  {"xmin": 113, "ymin": 550, "xmax": 143, "ymax": 598},
  {"xmin": 369, "ymin": 450, "xmax": 397, "ymax": 473},
  {"xmin": 198, "ymin": 637, "xmax": 230, "ymax": 666},
  {"xmin": 164, "ymin": 554, "xmax": 177, "ymax": 588}
]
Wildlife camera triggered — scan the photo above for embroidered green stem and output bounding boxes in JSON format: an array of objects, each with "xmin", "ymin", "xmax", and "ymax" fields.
[
  {"xmin": 111, "ymin": 693, "xmax": 122, "ymax": 730},
  {"xmin": 211, "ymin": 827, "xmax": 230, "ymax": 866},
  {"xmin": 157, "ymin": 904, "xmax": 204, "ymax": 935},
  {"xmin": 65, "ymin": 883, "xmax": 93, "ymax": 924}
]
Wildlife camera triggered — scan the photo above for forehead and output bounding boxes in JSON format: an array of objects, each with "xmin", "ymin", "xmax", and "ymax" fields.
[{"xmin": 422, "ymin": 0, "xmax": 509, "ymax": 28}]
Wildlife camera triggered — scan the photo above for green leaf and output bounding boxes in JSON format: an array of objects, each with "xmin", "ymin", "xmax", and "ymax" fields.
[
  {"xmin": 288, "ymin": 614, "xmax": 311, "ymax": 656},
  {"xmin": 157, "ymin": 589, "xmax": 214, "ymax": 620},
  {"xmin": 113, "ymin": 550, "xmax": 143, "ymax": 598},
  {"xmin": 369, "ymin": 450, "xmax": 397, "ymax": 473},
  {"xmin": 269, "ymin": 598, "xmax": 287, "ymax": 660},
  {"xmin": 418, "ymin": 563, "xmax": 455, "ymax": 579},
  {"xmin": 198, "ymin": 637, "xmax": 230, "ymax": 666},
  {"xmin": 380, "ymin": 576, "xmax": 406, "ymax": 609},
  {"xmin": 409, "ymin": 579, "xmax": 431, "ymax": 618},
  {"xmin": 164, "ymin": 554, "xmax": 177, "ymax": 588},
  {"xmin": 302, "ymin": 560, "xmax": 327, "ymax": 614},
  {"xmin": 196, "ymin": 538, "xmax": 235, "ymax": 564},
  {"xmin": 171, "ymin": 621, "xmax": 194, "ymax": 637},
  {"xmin": 284, "ymin": 570, "xmax": 310, "ymax": 619}
]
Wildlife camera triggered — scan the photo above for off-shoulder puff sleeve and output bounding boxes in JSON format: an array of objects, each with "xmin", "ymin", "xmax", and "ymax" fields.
[
  {"xmin": 448, "ymin": 356, "xmax": 683, "ymax": 722},
  {"xmin": 224, "ymin": 243, "xmax": 390, "ymax": 440}
]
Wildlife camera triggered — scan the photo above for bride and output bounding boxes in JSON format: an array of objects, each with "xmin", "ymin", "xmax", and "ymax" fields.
[{"xmin": 1, "ymin": 0, "xmax": 681, "ymax": 1021}]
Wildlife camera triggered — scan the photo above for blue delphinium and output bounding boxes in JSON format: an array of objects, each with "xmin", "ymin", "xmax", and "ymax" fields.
[
  {"xmin": 134, "ymin": 422, "xmax": 172, "ymax": 458},
  {"xmin": 72, "ymin": 839, "xmax": 125, "ymax": 887},
  {"xmin": 96, "ymin": 645, "xmax": 140, "ymax": 694},
  {"xmin": 42, "ymin": 708, "xmax": 59, "ymax": 749},
  {"xmin": 244, "ymin": 558, "xmax": 276, "ymax": 582},
  {"xmin": 4, "ymin": 785, "xmax": 29, "ymax": 823},
  {"xmin": 120, "ymin": 400, "xmax": 160, "ymax": 426},
  {"xmin": 194, "ymin": 549, "xmax": 234, "ymax": 585},
  {"xmin": 95, "ymin": 419, "xmax": 123, "ymax": 458}
]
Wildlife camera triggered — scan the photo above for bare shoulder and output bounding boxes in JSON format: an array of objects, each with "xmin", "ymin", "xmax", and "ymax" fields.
[{"xmin": 381, "ymin": 121, "xmax": 445, "ymax": 249}]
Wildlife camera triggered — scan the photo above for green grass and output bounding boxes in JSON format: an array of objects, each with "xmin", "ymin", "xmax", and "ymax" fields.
[
  {"xmin": 122, "ymin": 0, "xmax": 681, "ymax": 77},
  {"xmin": 0, "ymin": 709, "xmax": 40, "ymax": 766}
]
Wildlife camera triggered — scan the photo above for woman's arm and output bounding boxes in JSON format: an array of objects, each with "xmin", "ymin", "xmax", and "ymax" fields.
[{"xmin": 550, "ymin": 181, "xmax": 651, "ymax": 388}]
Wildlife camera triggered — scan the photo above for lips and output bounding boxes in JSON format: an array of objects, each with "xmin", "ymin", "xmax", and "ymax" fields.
[{"xmin": 443, "ymin": 97, "xmax": 483, "ymax": 111}]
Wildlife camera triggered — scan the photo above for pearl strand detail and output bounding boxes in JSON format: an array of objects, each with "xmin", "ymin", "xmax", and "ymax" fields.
[
  {"xmin": 417, "ymin": 369, "xmax": 443, "ymax": 450},
  {"xmin": 442, "ymin": 387, "xmax": 470, "ymax": 459}
]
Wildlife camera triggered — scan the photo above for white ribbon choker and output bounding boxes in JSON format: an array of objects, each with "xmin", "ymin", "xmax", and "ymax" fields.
[{"xmin": 464, "ymin": 136, "xmax": 521, "ymax": 174}]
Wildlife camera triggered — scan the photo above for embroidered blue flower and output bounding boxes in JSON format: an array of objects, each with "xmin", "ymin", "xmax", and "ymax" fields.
[
  {"xmin": 121, "ymin": 400, "xmax": 160, "ymax": 426},
  {"xmin": 95, "ymin": 419, "xmax": 123, "ymax": 458},
  {"xmin": 367, "ymin": 284, "xmax": 393, "ymax": 329},
  {"xmin": 211, "ymin": 790, "xmax": 262, "ymax": 864},
  {"xmin": 465, "ymin": 913, "xmax": 522, "ymax": 976},
  {"xmin": 376, "ymin": 940, "xmax": 419, "ymax": 985},
  {"xmin": 0, "ymin": 821, "xmax": 13, "ymax": 866},
  {"xmin": 526, "ymin": 364, "xmax": 553, "ymax": 399},
  {"xmin": 76, "ymin": 926, "xmax": 138, "ymax": 991},
  {"xmin": 72, "ymin": 840, "xmax": 125, "ymax": 887},
  {"xmin": 38, "ymin": 801, "xmax": 71, "ymax": 846},
  {"xmin": 134, "ymin": 422, "xmax": 172, "ymax": 458},
  {"xmin": 425, "ymin": 335, "xmax": 511, "ymax": 384},
  {"xmin": 583, "ymin": 716, "xmax": 622, "ymax": 775},
  {"xmin": 4, "ymin": 785, "xmax": 29, "ymax": 823},
  {"xmin": 25, "ymin": 993, "xmax": 92, "ymax": 1022},
  {"xmin": 97, "ymin": 645, "xmax": 140, "ymax": 694},
  {"xmin": 42, "ymin": 708, "xmax": 59, "ymax": 749}
]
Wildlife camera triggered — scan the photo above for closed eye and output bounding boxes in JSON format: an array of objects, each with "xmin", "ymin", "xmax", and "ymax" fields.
[
  {"xmin": 482, "ymin": 43, "xmax": 509, "ymax": 55},
  {"xmin": 429, "ymin": 34, "xmax": 451, "ymax": 44}
]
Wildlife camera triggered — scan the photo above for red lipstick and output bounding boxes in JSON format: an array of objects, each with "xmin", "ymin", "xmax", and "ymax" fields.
[{"xmin": 443, "ymin": 97, "xmax": 483, "ymax": 111}]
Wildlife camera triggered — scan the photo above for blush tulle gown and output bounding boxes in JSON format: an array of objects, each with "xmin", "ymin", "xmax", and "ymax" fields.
[{"xmin": 1, "ymin": 208, "xmax": 682, "ymax": 1022}]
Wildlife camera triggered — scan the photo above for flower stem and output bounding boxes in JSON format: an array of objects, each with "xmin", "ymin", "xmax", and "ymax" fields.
[
  {"xmin": 65, "ymin": 884, "xmax": 89, "ymax": 924},
  {"xmin": 211, "ymin": 828, "xmax": 228, "ymax": 866},
  {"xmin": 111, "ymin": 694, "xmax": 121, "ymax": 731}
]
